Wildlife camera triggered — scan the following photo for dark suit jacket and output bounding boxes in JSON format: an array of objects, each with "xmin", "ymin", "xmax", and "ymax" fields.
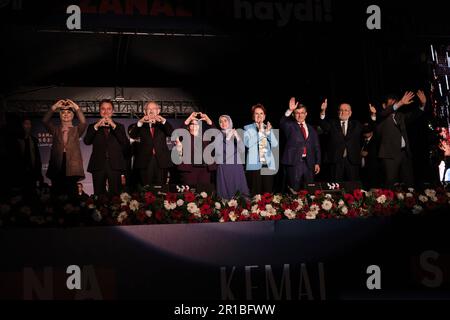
[
  {"xmin": 377, "ymin": 105, "xmax": 424, "ymax": 159},
  {"xmin": 84, "ymin": 122, "xmax": 129, "ymax": 172},
  {"xmin": 129, "ymin": 121, "xmax": 173, "ymax": 169},
  {"xmin": 16, "ymin": 135, "xmax": 43, "ymax": 181},
  {"xmin": 280, "ymin": 115, "xmax": 321, "ymax": 169},
  {"xmin": 319, "ymin": 118, "xmax": 362, "ymax": 165}
]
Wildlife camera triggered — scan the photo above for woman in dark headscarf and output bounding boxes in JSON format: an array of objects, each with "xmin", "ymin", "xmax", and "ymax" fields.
[{"xmin": 216, "ymin": 115, "xmax": 249, "ymax": 199}]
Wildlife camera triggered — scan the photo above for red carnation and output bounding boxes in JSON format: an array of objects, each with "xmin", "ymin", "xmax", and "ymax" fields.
[
  {"xmin": 155, "ymin": 210, "xmax": 164, "ymax": 221},
  {"xmin": 200, "ymin": 204, "xmax": 212, "ymax": 215},
  {"xmin": 144, "ymin": 192, "xmax": 156, "ymax": 205},
  {"xmin": 137, "ymin": 209, "xmax": 147, "ymax": 223},
  {"xmin": 344, "ymin": 194, "xmax": 355, "ymax": 205},
  {"xmin": 384, "ymin": 190, "xmax": 394, "ymax": 200},
  {"xmin": 262, "ymin": 193, "xmax": 273, "ymax": 204},
  {"xmin": 314, "ymin": 190, "xmax": 322, "ymax": 198},
  {"xmin": 353, "ymin": 189, "xmax": 363, "ymax": 201},
  {"xmin": 171, "ymin": 211, "xmax": 183, "ymax": 220},
  {"xmin": 297, "ymin": 190, "xmax": 308, "ymax": 197},
  {"xmin": 184, "ymin": 191, "xmax": 196, "ymax": 203},
  {"xmin": 165, "ymin": 192, "xmax": 177, "ymax": 203}
]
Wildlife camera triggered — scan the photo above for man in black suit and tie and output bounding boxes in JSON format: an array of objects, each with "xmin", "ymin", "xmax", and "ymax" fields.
[
  {"xmin": 129, "ymin": 101, "xmax": 173, "ymax": 187},
  {"xmin": 280, "ymin": 97, "xmax": 321, "ymax": 191},
  {"xmin": 377, "ymin": 90, "xmax": 426, "ymax": 188},
  {"xmin": 84, "ymin": 99, "xmax": 129, "ymax": 195},
  {"xmin": 319, "ymin": 100, "xmax": 372, "ymax": 182}
]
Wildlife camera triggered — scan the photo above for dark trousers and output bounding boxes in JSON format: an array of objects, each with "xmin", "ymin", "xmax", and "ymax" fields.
[
  {"xmin": 92, "ymin": 160, "xmax": 122, "ymax": 195},
  {"xmin": 180, "ymin": 166, "xmax": 214, "ymax": 193},
  {"xmin": 51, "ymin": 152, "xmax": 78, "ymax": 197},
  {"xmin": 382, "ymin": 150, "xmax": 414, "ymax": 188},
  {"xmin": 246, "ymin": 169, "xmax": 274, "ymax": 195},
  {"xmin": 286, "ymin": 161, "xmax": 314, "ymax": 191},
  {"xmin": 330, "ymin": 157, "xmax": 359, "ymax": 182},
  {"xmin": 139, "ymin": 157, "xmax": 165, "ymax": 187}
]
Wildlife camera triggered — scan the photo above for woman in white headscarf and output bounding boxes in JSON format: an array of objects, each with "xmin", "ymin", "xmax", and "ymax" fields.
[{"xmin": 216, "ymin": 115, "xmax": 249, "ymax": 199}]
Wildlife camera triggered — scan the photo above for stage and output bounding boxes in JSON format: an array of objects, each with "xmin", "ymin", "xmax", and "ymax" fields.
[{"xmin": 1, "ymin": 211, "xmax": 449, "ymax": 300}]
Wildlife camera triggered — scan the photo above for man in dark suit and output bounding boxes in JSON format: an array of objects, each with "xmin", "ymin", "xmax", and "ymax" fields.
[
  {"xmin": 280, "ymin": 97, "xmax": 321, "ymax": 191},
  {"xmin": 319, "ymin": 100, "xmax": 368, "ymax": 182},
  {"xmin": 15, "ymin": 117, "xmax": 43, "ymax": 193},
  {"xmin": 377, "ymin": 90, "xmax": 426, "ymax": 188},
  {"xmin": 129, "ymin": 101, "xmax": 173, "ymax": 187},
  {"xmin": 84, "ymin": 99, "xmax": 129, "ymax": 195},
  {"xmin": 360, "ymin": 123, "xmax": 380, "ymax": 189}
]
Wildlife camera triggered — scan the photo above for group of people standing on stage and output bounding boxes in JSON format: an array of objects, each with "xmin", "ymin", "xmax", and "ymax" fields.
[{"xmin": 8, "ymin": 88, "xmax": 448, "ymax": 200}]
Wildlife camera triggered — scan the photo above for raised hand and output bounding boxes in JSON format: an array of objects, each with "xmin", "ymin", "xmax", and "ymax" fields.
[
  {"xmin": 417, "ymin": 90, "xmax": 427, "ymax": 107},
  {"xmin": 397, "ymin": 91, "xmax": 415, "ymax": 108},
  {"xmin": 155, "ymin": 115, "xmax": 166, "ymax": 123},
  {"xmin": 52, "ymin": 100, "xmax": 66, "ymax": 111},
  {"xmin": 314, "ymin": 164, "xmax": 320, "ymax": 175},
  {"xmin": 369, "ymin": 103, "xmax": 377, "ymax": 115},
  {"xmin": 266, "ymin": 121, "xmax": 272, "ymax": 132},
  {"xmin": 439, "ymin": 141, "xmax": 450, "ymax": 156},
  {"xmin": 289, "ymin": 97, "xmax": 298, "ymax": 111},
  {"xmin": 320, "ymin": 98, "xmax": 328, "ymax": 114},
  {"xmin": 66, "ymin": 99, "xmax": 80, "ymax": 111}
]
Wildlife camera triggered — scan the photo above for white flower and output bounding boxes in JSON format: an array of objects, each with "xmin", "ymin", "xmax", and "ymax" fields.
[
  {"xmin": 129, "ymin": 200, "xmax": 140, "ymax": 212},
  {"xmin": 163, "ymin": 200, "xmax": 176, "ymax": 210},
  {"xmin": 241, "ymin": 209, "xmax": 249, "ymax": 217},
  {"xmin": 376, "ymin": 195, "xmax": 387, "ymax": 204},
  {"xmin": 215, "ymin": 202, "xmax": 222, "ymax": 210},
  {"xmin": 227, "ymin": 199, "xmax": 238, "ymax": 207},
  {"xmin": 309, "ymin": 204, "xmax": 320, "ymax": 214},
  {"xmin": 396, "ymin": 193, "xmax": 405, "ymax": 201},
  {"xmin": 412, "ymin": 205, "xmax": 423, "ymax": 214},
  {"xmin": 341, "ymin": 206, "xmax": 348, "ymax": 215},
  {"xmin": 273, "ymin": 195, "xmax": 282, "ymax": 204},
  {"xmin": 219, "ymin": 217, "xmax": 225, "ymax": 223},
  {"xmin": 284, "ymin": 209, "xmax": 296, "ymax": 220},
  {"xmin": 325, "ymin": 194, "xmax": 332, "ymax": 199},
  {"xmin": 305, "ymin": 211, "xmax": 317, "ymax": 220},
  {"xmin": 176, "ymin": 199, "xmax": 184, "ymax": 207},
  {"xmin": 295, "ymin": 198, "xmax": 304, "ymax": 211},
  {"xmin": 200, "ymin": 192, "xmax": 208, "ymax": 199},
  {"xmin": 321, "ymin": 200, "xmax": 333, "ymax": 211},
  {"xmin": 120, "ymin": 192, "xmax": 131, "ymax": 204},
  {"xmin": 446, "ymin": 192, "xmax": 450, "ymax": 199},
  {"xmin": 253, "ymin": 194, "xmax": 262, "ymax": 202},
  {"xmin": 430, "ymin": 195, "xmax": 438, "ymax": 202},
  {"xmin": 338, "ymin": 200, "xmax": 345, "ymax": 208},
  {"xmin": 408, "ymin": 187, "xmax": 415, "ymax": 193},
  {"xmin": 310, "ymin": 195, "xmax": 316, "ymax": 200},
  {"xmin": 187, "ymin": 202, "xmax": 199, "ymax": 214},
  {"xmin": 117, "ymin": 211, "xmax": 128, "ymax": 223},
  {"xmin": 259, "ymin": 210, "xmax": 268, "ymax": 217},
  {"xmin": 418, "ymin": 195, "xmax": 428, "ymax": 203},
  {"xmin": 265, "ymin": 204, "xmax": 277, "ymax": 216},
  {"xmin": 92, "ymin": 210, "xmax": 102, "ymax": 222},
  {"xmin": 424, "ymin": 189, "xmax": 436, "ymax": 198},
  {"xmin": 406, "ymin": 193, "xmax": 414, "ymax": 198},
  {"xmin": 145, "ymin": 210, "xmax": 152, "ymax": 218},
  {"xmin": 251, "ymin": 204, "xmax": 259, "ymax": 213},
  {"xmin": 229, "ymin": 211, "xmax": 237, "ymax": 222},
  {"xmin": 88, "ymin": 203, "xmax": 96, "ymax": 209},
  {"xmin": 0, "ymin": 204, "xmax": 11, "ymax": 214}
]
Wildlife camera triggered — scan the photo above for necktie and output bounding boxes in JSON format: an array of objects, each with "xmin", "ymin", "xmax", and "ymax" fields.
[
  {"xmin": 300, "ymin": 123, "xmax": 307, "ymax": 157},
  {"xmin": 150, "ymin": 125, "xmax": 156, "ymax": 155},
  {"xmin": 341, "ymin": 121, "xmax": 347, "ymax": 157}
]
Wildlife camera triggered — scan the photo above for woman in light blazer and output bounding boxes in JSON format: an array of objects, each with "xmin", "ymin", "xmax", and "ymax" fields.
[{"xmin": 243, "ymin": 104, "xmax": 278, "ymax": 195}]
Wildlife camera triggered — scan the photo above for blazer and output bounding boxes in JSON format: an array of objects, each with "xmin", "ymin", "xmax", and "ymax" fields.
[
  {"xmin": 377, "ymin": 105, "xmax": 424, "ymax": 159},
  {"xmin": 319, "ymin": 118, "xmax": 362, "ymax": 165},
  {"xmin": 280, "ymin": 115, "xmax": 321, "ymax": 169},
  {"xmin": 84, "ymin": 122, "xmax": 129, "ymax": 172},
  {"xmin": 243, "ymin": 123, "xmax": 278, "ymax": 171},
  {"xmin": 43, "ymin": 110, "xmax": 87, "ymax": 179},
  {"xmin": 129, "ymin": 121, "xmax": 174, "ymax": 169}
]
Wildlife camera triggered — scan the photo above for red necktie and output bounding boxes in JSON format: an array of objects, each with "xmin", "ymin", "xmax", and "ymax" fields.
[
  {"xmin": 300, "ymin": 123, "xmax": 307, "ymax": 156},
  {"xmin": 150, "ymin": 126, "xmax": 156, "ymax": 155}
]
